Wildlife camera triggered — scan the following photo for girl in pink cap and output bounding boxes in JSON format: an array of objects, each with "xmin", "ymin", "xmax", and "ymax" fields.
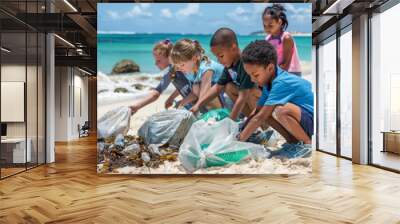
[{"xmin": 262, "ymin": 4, "xmax": 302, "ymax": 76}]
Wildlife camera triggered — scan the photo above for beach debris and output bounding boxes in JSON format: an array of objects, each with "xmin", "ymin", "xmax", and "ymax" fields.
[
  {"xmin": 122, "ymin": 143, "xmax": 141, "ymax": 156},
  {"xmin": 138, "ymin": 109, "xmax": 196, "ymax": 148},
  {"xmin": 131, "ymin": 83, "xmax": 146, "ymax": 90},
  {"xmin": 98, "ymin": 134, "xmax": 180, "ymax": 173},
  {"xmin": 137, "ymin": 76, "xmax": 149, "ymax": 81},
  {"xmin": 114, "ymin": 134, "xmax": 125, "ymax": 147},
  {"xmin": 148, "ymin": 144, "xmax": 161, "ymax": 156},
  {"xmin": 114, "ymin": 87, "xmax": 129, "ymax": 93},
  {"xmin": 112, "ymin": 59, "xmax": 140, "ymax": 74},
  {"xmin": 141, "ymin": 152, "xmax": 151, "ymax": 162}
]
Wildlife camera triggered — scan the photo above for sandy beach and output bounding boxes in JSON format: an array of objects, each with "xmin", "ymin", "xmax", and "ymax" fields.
[
  {"xmin": 98, "ymin": 88, "xmax": 176, "ymax": 133},
  {"xmin": 97, "ymin": 72, "xmax": 312, "ymax": 175}
]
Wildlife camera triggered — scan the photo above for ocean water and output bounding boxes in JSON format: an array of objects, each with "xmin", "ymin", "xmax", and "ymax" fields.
[{"xmin": 98, "ymin": 33, "xmax": 312, "ymax": 74}]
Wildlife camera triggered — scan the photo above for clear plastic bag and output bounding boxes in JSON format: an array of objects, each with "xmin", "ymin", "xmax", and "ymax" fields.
[
  {"xmin": 179, "ymin": 118, "xmax": 270, "ymax": 172},
  {"xmin": 138, "ymin": 109, "xmax": 196, "ymax": 147},
  {"xmin": 98, "ymin": 106, "xmax": 131, "ymax": 139}
]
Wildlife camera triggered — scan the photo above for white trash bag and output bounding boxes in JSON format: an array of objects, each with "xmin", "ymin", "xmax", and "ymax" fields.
[
  {"xmin": 138, "ymin": 109, "xmax": 196, "ymax": 147},
  {"xmin": 98, "ymin": 106, "xmax": 131, "ymax": 138},
  {"xmin": 179, "ymin": 118, "xmax": 270, "ymax": 172}
]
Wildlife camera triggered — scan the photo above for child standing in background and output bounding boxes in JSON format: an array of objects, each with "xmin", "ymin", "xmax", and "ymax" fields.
[{"xmin": 263, "ymin": 4, "xmax": 302, "ymax": 76}]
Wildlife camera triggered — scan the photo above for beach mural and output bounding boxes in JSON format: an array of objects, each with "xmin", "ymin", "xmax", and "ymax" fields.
[{"xmin": 97, "ymin": 3, "xmax": 313, "ymax": 174}]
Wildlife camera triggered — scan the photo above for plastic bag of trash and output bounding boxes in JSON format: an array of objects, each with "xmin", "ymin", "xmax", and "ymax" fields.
[
  {"xmin": 138, "ymin": 109, "xmax": 196, "ymax": 147},
  {"xmin": 179, "ymin": 118, "xmax": 270, "ymax": 172},
  {"xmin": 199, "ymin": 108, "xmax": 231, "ymax": 122},
  {"xmin": 98, "ymin": 106, "xmax": 131, "ymax": 139}
]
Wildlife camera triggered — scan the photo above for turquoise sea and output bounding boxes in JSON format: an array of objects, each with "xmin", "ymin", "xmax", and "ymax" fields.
[{"xmin": 98, "ymin": 33, "xmax": 312, "ymax": 74}]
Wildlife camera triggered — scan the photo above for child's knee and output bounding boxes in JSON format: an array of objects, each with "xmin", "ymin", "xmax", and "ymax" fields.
[
  {"xmin": 250, "ymin": 87, "xmax": 262, "ymax": 98},
  {"xmin": 225, "ymin": 83, "xmax": 238, "ymax": 95},
  {"xmin": 275, "ymin": 106, "xmax": 290, "ymax": 121}
]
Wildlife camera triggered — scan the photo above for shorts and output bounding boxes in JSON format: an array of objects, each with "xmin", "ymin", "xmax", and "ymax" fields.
[{"xmin": 300, "ymin": 108, "xmax": 314, "ymax": 138}]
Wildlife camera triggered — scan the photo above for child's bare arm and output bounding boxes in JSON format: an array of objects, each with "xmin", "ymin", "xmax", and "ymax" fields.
[
  {"xmin": 190, "ymin": 84, "xmax": 223, "ymax": 113},
  {"xmin": 280, "ymin": 35, "xmax": 294, "ymax": 71},
  {"xmin": 179, "ymin": 94, "xmax": 197, "ymax": 107},
  {"xmin": 130, "ymin": 90, "xmax": 161, "ymax": 114},
  {"xmin": 165, "ymin": 89, "xmax": 180, "ymax": 109},
  {"xmin": 199, "ymin": 70, "xmax": 213, "ymax": 99},
  {"xmin": 230, "ymin": 89, "xmax": 250, "ymax": 121},
  {"xmin": 239, "ymin": 105, "xmax": 275, "ymax": 141}
]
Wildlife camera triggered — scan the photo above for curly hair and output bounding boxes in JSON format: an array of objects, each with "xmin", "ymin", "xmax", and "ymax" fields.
[
  {"xmin": 241, "ymin": 40, "xmax": 277, "ymax": 66},
  {"xmin": 262, "ymin": 4, "xmax": 288, "ymax": 31}
]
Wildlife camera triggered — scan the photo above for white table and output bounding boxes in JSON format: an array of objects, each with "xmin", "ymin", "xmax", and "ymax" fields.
[{"xmin": 1, "ymin": 138, "xmax": 31, "ymax": 163}]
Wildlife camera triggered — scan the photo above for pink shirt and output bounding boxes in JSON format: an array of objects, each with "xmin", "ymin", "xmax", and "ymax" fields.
[{"xmin": 266, "ymin": 31, "xmax": 302, "ymax": 75}]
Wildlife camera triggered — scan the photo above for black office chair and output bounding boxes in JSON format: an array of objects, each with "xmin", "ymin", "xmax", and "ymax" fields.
[{"xmin": 79, "ymin": 121, "xmax": 90, "ymax": 138}]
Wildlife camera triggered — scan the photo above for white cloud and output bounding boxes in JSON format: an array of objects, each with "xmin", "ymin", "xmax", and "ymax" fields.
[
  {"xmin": 127, "ymin": 5, "xmax": 152, "ymax": 17},
  {"xmin": 176, "ymin": 3, "xmax": 200, "ymax": 17},
  {"xmin": 108, "ymin": 4, "xmax": 152, "ymax": 20},
  {"xmin": 161, "ymin": 8, "xmax": 172, "ymax": 18},
  {"xmin": 227, "ymin": 6, "xmax": 251, "ymax": 22},
  {"xmin": 290, "ymin": 14, "xmax": 311, "ymax": 22},
  {"xmin": 285, "ymin": 4, "xmax": 311, "ymax": 15},
  {"xmin": 139, "ymin": 3, "xmax": 150, "ymax": 9},
  {"xmin": 252, "ymin": 3, "xmax": 311, "ymax": 17},
  {"xmin": 253, "ymin": 3, "xmax": 270, "ymax": 14},
  {"xmin": 107, "ymin": 10, "xmax": 120, "ymax": 20}
]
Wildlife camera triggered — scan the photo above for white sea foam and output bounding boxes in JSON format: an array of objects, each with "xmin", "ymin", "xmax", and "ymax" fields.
[{"xmin": 97, "ymin": 70, "xmax": 172, "ymax": 106}]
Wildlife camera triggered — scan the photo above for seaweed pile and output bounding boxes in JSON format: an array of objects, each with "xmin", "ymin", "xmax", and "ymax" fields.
[{"xmin": 98, "ymin": 134, "xmax": 178, "ymax": 173}]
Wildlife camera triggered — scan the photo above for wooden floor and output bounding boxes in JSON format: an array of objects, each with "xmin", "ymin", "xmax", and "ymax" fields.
[
  {"xmin": 1, "ymin": 136, "xmax": 400, "ymax": 223},
  {"xmin": 372, "ymin": 150, "xmax": 400, "ymax": 171}
]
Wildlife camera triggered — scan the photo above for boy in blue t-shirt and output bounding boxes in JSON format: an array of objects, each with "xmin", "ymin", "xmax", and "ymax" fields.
[{"xmin": 238, "ymin": 40, "xmax": 314, "ymax": 158}]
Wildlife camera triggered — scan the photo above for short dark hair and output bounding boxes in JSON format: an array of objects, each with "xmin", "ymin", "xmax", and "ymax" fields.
[
  {"xmin": 242, "ymin": 40, "xmax": 277, "ymax": 66},
  {"xmin": 210, "ymin": 27, "xmax": 238, "ymax": 48}
]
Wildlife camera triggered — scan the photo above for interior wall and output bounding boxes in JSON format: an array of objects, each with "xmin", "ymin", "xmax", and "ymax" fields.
[
  {"xmin": 55, "ymin": 66, "xmax": 89, "ymax": 141},
  {"xmin": 1, "ymin": 65, "xmax": 26, "ymax": 138}
]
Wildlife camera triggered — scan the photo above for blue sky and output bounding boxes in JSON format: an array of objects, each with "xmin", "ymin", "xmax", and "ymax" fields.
[{"xmin": 98, "ymin": 3, "xmax": 311, "ymax": 35}]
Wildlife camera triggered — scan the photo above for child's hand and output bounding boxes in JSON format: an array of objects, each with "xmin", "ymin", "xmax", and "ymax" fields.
[
  {"xmin": 189, "ymin": 104, "xmax": 200, "ymax": 114},
  {"xmin": 165, "ymin": 98, "xmax": 173, "ymax": 109},
  {"xmin": 129, "ymin": 105, "xmax": 138, "ymax": 115}
]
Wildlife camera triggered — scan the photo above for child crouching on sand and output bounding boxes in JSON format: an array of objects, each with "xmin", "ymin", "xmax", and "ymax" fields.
[
  {"xmin": 129, "ymin": 39, "xmax": 193, "ymax": 114},
  {"xmin": 170, "ymin": 39, "xmax": 225, "ymax": 111},
  {"xmin": 239, "ymin": 40, "xmax": 314, "ymax": 158}
]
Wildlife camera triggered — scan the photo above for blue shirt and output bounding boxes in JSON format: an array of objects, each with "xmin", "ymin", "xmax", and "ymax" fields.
[
  {"xmin": 154, "ymin": 65, "xmax": 193, "ymax": 98},
  {"xmin": 257, "ymin": 67, "xmax": 314, "ymax": 115},
  {"xmin": 194, "ymin": 60, "xmax": 224, "ymax": 84}
]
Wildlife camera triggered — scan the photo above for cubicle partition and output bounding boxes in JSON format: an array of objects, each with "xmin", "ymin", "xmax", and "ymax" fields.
[{"xmin": 0, "ymin": 1, "xmax": 46, "ymax": 179}]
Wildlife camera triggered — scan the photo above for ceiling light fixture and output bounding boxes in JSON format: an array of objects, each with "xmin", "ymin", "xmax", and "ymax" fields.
[
  {"xmin": 63, "ymin": 0, "xmax": 78, "ymax": 12},
  {"xmin": 323, "ymin": 0, "xmax": 354, "ymax": 15},
  {"xmin": 78, "ymin": 67, "xmax": 93, "ymax": 76},
  {"xmin": 1, "ymin": 47, "xmax": 11, "ymax": 53},
  {"xmin": 54, "ymin": 34, "xmax": 75, "ymax": 48}
]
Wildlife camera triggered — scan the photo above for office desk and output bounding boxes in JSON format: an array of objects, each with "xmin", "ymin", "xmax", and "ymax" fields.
[
  {"xmin": 382, "ymin": 131, "xmax": 400, "ymax": 154},
  {"xmin": 1, "ymin": 138, "xmax": 31, "ymax": 163}
]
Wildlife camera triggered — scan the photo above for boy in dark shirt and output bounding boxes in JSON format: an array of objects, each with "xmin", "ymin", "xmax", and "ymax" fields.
[{"xmin": 189, "ymin": 28, "xmax": 261, "ymax": 121}]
